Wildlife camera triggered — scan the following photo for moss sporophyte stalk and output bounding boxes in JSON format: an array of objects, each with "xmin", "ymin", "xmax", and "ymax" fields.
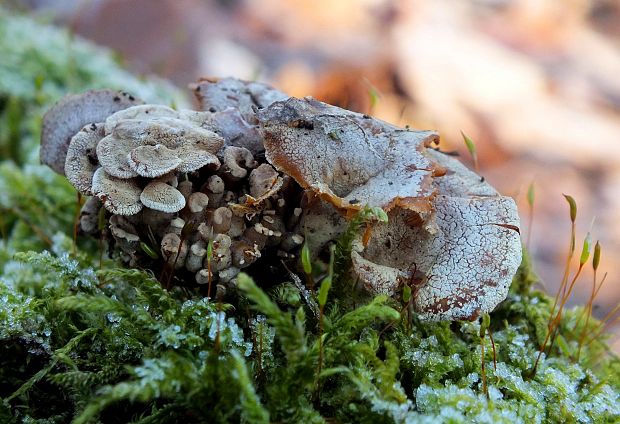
[{"xmin": 0, "ymin": 7, "xmax": 618, "ymax": 424}]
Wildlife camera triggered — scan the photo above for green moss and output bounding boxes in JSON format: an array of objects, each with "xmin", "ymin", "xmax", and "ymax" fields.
[{"xmin": 0, "ymin": 7, "xmax": 618, "ymax": 424}]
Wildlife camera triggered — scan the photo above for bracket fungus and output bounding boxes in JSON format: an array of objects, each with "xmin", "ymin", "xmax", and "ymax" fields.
[{"xmin": 42, "ymin": 78, "xmax": 521, "ymax": 321}]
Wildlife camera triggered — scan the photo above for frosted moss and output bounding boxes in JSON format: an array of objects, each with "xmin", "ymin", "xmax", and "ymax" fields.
[{"xmin": 0, "ymin": 6, "xmax": 618, "ymax": 424}]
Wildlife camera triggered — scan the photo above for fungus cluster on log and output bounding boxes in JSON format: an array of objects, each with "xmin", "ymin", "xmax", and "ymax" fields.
[{"xmin": 41, "ymin": 77, "xmax": 521, "ymax": 321}]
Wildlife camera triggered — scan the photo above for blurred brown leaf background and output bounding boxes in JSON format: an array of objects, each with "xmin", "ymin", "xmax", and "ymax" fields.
[{"xmin": 18, "ymin": 0, "xmax": 620, "ymax": 349}]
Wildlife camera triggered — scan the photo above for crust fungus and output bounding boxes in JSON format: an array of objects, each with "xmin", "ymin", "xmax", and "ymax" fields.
[
  {"xmin": 43, "ymin": 78, "xmax": 521, "ymax": 322},
  {"xmin": 41, "ymin": 89, "xmax": 142, "ymax": 175}
]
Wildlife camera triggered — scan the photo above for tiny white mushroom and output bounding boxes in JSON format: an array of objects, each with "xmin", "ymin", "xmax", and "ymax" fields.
[
  {"xmin": 231, "ymin": 240, "xmax": 261, "ymax": 268},
  {"xmin": 91, "ymin": 168, "xmax": 143, "ymax": 215},
  {"xmin": 177, "ymin": 180, "xmax": 194, "ymax": 200},
  {"xmin": 65, "ymin": 123, "xmax": 105, "ymax": 195},
  {"xmin": 167, "ymin": 217, "xmax": 186, "ymax": 236},
  {"xmin": 212, "ymin": 207, "xmax": 233, "ymax": 234},
  {"xmin": 109, "ymin": 215, "xmax": 140, "ymax": 254},
  {"xmin": 243, "ymin": 227, "xmax": 268, "ymax": 250},
  {"xmin": 186, "ymin": 240, "xmax": 208, "ymax": 272},
  {"xmin": 223, "ymin": 190, "xmax": 237, "ymax": 203},
  {"xmin": 221, "ymin": 146, "xmax": 257, "ymax": 180},
  {"xmin": 209, "ymin": 233, "xmax": 232, "ymax": 272},
  {"xmin": 197, "ymin": 222, "xmax": 213, "ymax": 241},
  {"xmin": 196, "ymin": 268, "xmax": 215, "ymax": 285},
  {"xmin": 227, "ymin": 215, "xmax": 246, "ymax": 238},
  {"xmin": 248, "ymin": 163, "xmax": 280, "ymax": 199},
  {"xmin": 215, "ymin": 284, "xmax": 227, "ymax": 301},
  {"xmin": 128, "ymin": 144, "xmax": 182, "ymax": 178},
  {"xmin": 280, "ymin": 233, "xmax": 304, "ymax": 251},
  {"xmin": 140, "ymin": 181, "xmax": 186, "ymax": 213},
  {"xmin": 79, "ymin": 196, "xmax": 102, "ymax": 234},
  {"xmin": 218, "ymin": 267, "xmax": 240, "ymax": 284},
  {"xmin": 160, "ymin": 233, "xmax": 188, "ymax": 269},
  {"xmin": 202, "ymin": 175, "xmax": 225, "ymax": 206},
  {"xmin": 96, "ymin": 135, "xmax": 139, "ymax": 178},
  {"xmin": 188, "ymin": 192, "xmax": 210, "ymax": 213},
  {"xmin": 204, "ymin": 175, "xmax": 225, "ymax": 193}
]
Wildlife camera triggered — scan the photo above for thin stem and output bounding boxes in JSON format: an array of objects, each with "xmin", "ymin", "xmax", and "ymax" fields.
[
  {"xmin": 534, "ymin": 263, "xmax": 584, "ymax": 374},
  {"xmin": 547, "ymin": 264, "xmax": 585, "ymax": 355},
  {"xmin": 549, "ymin": 221, "xmax": 575, "ymax": 320},
  {"xmin": 480, "ymin": 336, "xmax": 488, "ymax": 400},
  {"xmin": 488, "ymin": 327, "xmax": 497, "ymax": 372},
  {"xmin": 207, "ymin": 251, "xmax": 213, "ymax": 300},
  {"xmin": 576, "ymin": 269, "xmax": 598, "ymax": 360},
  {"xmin": 315, "ymin": 304, "xmax": 325, "ymax": 404},
  {"xmin": 589, "ymin": 303, "xmax": 620, "ymax": 340}
]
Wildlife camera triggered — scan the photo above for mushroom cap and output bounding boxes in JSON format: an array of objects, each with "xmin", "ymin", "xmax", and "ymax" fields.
[
  {"xmin": 140, "ymin": 180, "xmax": 186, "ymax": 213},
  {"xmin": 349, "ymin": 150, "xmax": 522, "ymax": 321},
  {"xmin": 248, "ymin": 164, "xmax": 279, "ymax": 198},
  {"xmin": 112, "ymin": 117, "xmax": 223, "ymax": 151},
  {"xmin": 96, "ymin": 135, "xmax": 140, "ymax": 178},
  {"xmin": 212, "ymin": 206, "xmax": 233, "ymax": 234},
  {"xmin": 128, "ymin": 144, "xmax": 182, "ymax": 178},
  {"xmin": 188, "ymin": 192, "xmax": 209, "ymax": 213},
  {"xmin": 109, "ymin": 215, "xmax": 140, "ymax": 254},
  {"xmin": 176, "ymin": 148, "xmax": 220, "ymax": 173},
  {"xmin": 79, "ymin": 196, "xmax": 102, "ymax": 234},
  {"xmin": 65, "ymin": 122, "xmax": 105, "ymax": 195},
  {"xmin": 91, "ymin": 167, "xmax": 143, "ymax": 215},
  {"xmin": 41, "ymin": 89, "xmax": 141, "ymax": 175},
  {"xmin": 258, "ymin": 97, "xmax": 441, "ymax": 223},
  {"xmin": 104, "ymin": 104, "xmax": 179, "ymax": 134},
  {"xmin": 204, "ymin": 175, "xmax": 225, "ymax": 193},
  {"xmin": 180, "ymin": 107, "xmax": 265, "ymax": 154}
]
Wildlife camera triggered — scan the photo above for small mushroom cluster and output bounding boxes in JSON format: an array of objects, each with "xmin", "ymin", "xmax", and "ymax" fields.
[
  {"xmin": 66, "ymin": 104, "xmax": 224, "ymax": 215},
  {"xmin": 42, "ymin": 79, "xmax": 305, "ymax": 289},
  {"xmin": 42, "ymin": 77, "xmax": 522, "ymax": 321}
]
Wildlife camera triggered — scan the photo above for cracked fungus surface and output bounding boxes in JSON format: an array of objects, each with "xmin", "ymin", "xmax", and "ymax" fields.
[
  {"xmin": 360, "ymin": 151, "xmax": 521, "ymax": 321},
  {"xmin": 258, "ymin": 97, "xmax": 440, "ymax": 217},
  {"xmin": 259, "ymin": 95, "xmax": 521, "ymax": 321}
]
